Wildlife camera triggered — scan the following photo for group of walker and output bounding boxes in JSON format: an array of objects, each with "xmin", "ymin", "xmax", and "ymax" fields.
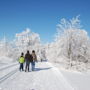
[{"xmin": 19, "ymin": 50, "xmax": 37, "ymax": 72}]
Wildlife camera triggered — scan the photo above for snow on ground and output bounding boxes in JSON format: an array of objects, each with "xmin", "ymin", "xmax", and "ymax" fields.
[
  {"xmin": 60, "ymin": 70, "xmax": 90, "ymax": 90},
  {"xmin": 51, "ymin": 62, "xmax": 90, "ymax": 90},
  {"xmin": 0, "ymin": 61, "xmax": 74, "ymax": 90},
  {"xmin": 0, "ymin": 60, "xmax": 90, "ymax": 90},
  {"xmin": 0, "ymin": 56, "xmax": 13, "ymax": 63},
  {"xmin": 0, "ymin": 56, "xmax": 18, "ymax": 69}
]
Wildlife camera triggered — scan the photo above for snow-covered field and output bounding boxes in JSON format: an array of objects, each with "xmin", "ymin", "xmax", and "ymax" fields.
[{"xmin": 0, "ymin": 58, "xmax": 90, "ymax": 90}]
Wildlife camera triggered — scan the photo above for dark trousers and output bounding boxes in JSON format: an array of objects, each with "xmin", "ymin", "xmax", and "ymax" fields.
[
  {"xmin": 19, "ymin": 63, "xmax": 24, "ymax": 71},
  {"xmin": 25, "ymin": 62, "xmax": 34, "ymax": 71},
  {"xmin": 25, "ymin": 62, "xmax": 30, "ymax": 71}
]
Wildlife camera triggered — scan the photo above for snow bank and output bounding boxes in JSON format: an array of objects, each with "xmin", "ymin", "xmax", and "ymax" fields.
[
  {"xmin": 0, "ymin": 56, "xmax": 13, "ymax": 64},
  {"xmin": 61, "ymin": 69, "xmax": 90, "ymax": 90},
  {"xmin": 49, "ymin": 62, "xmax": 90, "ymax": 90}
]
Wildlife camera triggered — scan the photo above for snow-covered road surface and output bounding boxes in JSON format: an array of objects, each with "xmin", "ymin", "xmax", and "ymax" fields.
[{"xmin": 0, "ymin": 62, "xmax": 74, "ymax": 90}]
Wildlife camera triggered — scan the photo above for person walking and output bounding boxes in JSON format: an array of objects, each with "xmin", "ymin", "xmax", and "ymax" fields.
[
  {"xmin": 32, "ymin": 50, "xmax": 37, "ymax": 71},
  {"xmin": 19, "ymin": 52, "xmax": 25, "ymax": 71},
  {"xmin": 25, "ymin": 50, "xmax": 33, "ymax": 72}
]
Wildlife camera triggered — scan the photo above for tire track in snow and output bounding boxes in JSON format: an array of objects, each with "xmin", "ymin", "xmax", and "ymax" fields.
[
  {"xmin": 0, "ymin": 68, "xmax": 18, "ymax": 84},
  {"xmin": 0, "ymin": 63, "xmax": 18, "ymax": 71},
  {"xmin": 0, "ymin": 62, "xmax": 75, "ymax": 90}
]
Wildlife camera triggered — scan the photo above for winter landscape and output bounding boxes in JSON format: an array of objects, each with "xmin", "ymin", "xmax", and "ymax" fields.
[{"xmin": 0, "ymin": 0, "xmax": 90, "ymax": 90}]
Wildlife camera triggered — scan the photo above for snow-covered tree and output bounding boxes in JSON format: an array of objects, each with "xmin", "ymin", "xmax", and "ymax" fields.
[
  {"xmin": 0, "ymin": 36, "xmax": 12, "ymax": 57},
  {"xmin": 46, "ymin": 16, "xmax": 90, "ymax": 70},
  {"xmin": 15, "ymin": 28, "xmax": 42, "ymax": 60},
  {"xmin": 0, "ymin": 36, "xmax": 18, "ymax": 62},
  {"xmin": 0, "ymin": 28, "xmax": 42, "ymax": 62}
]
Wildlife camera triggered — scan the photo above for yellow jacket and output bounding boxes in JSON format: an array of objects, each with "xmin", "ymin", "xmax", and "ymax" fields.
[{"xmin": 19, "ymin": 57, "xmax": 25, "ymax": 63}]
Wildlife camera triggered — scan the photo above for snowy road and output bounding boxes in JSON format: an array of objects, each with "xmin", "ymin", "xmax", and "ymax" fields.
[{"xmin": 0, "ymin": 62, "xmax": 74, "ymax": 90}]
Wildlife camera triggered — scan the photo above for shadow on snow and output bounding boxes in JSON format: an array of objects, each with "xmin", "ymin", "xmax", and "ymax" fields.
[{"xmin": 34, "ymin": 67, "xmax": 52, "ymax": 71}]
